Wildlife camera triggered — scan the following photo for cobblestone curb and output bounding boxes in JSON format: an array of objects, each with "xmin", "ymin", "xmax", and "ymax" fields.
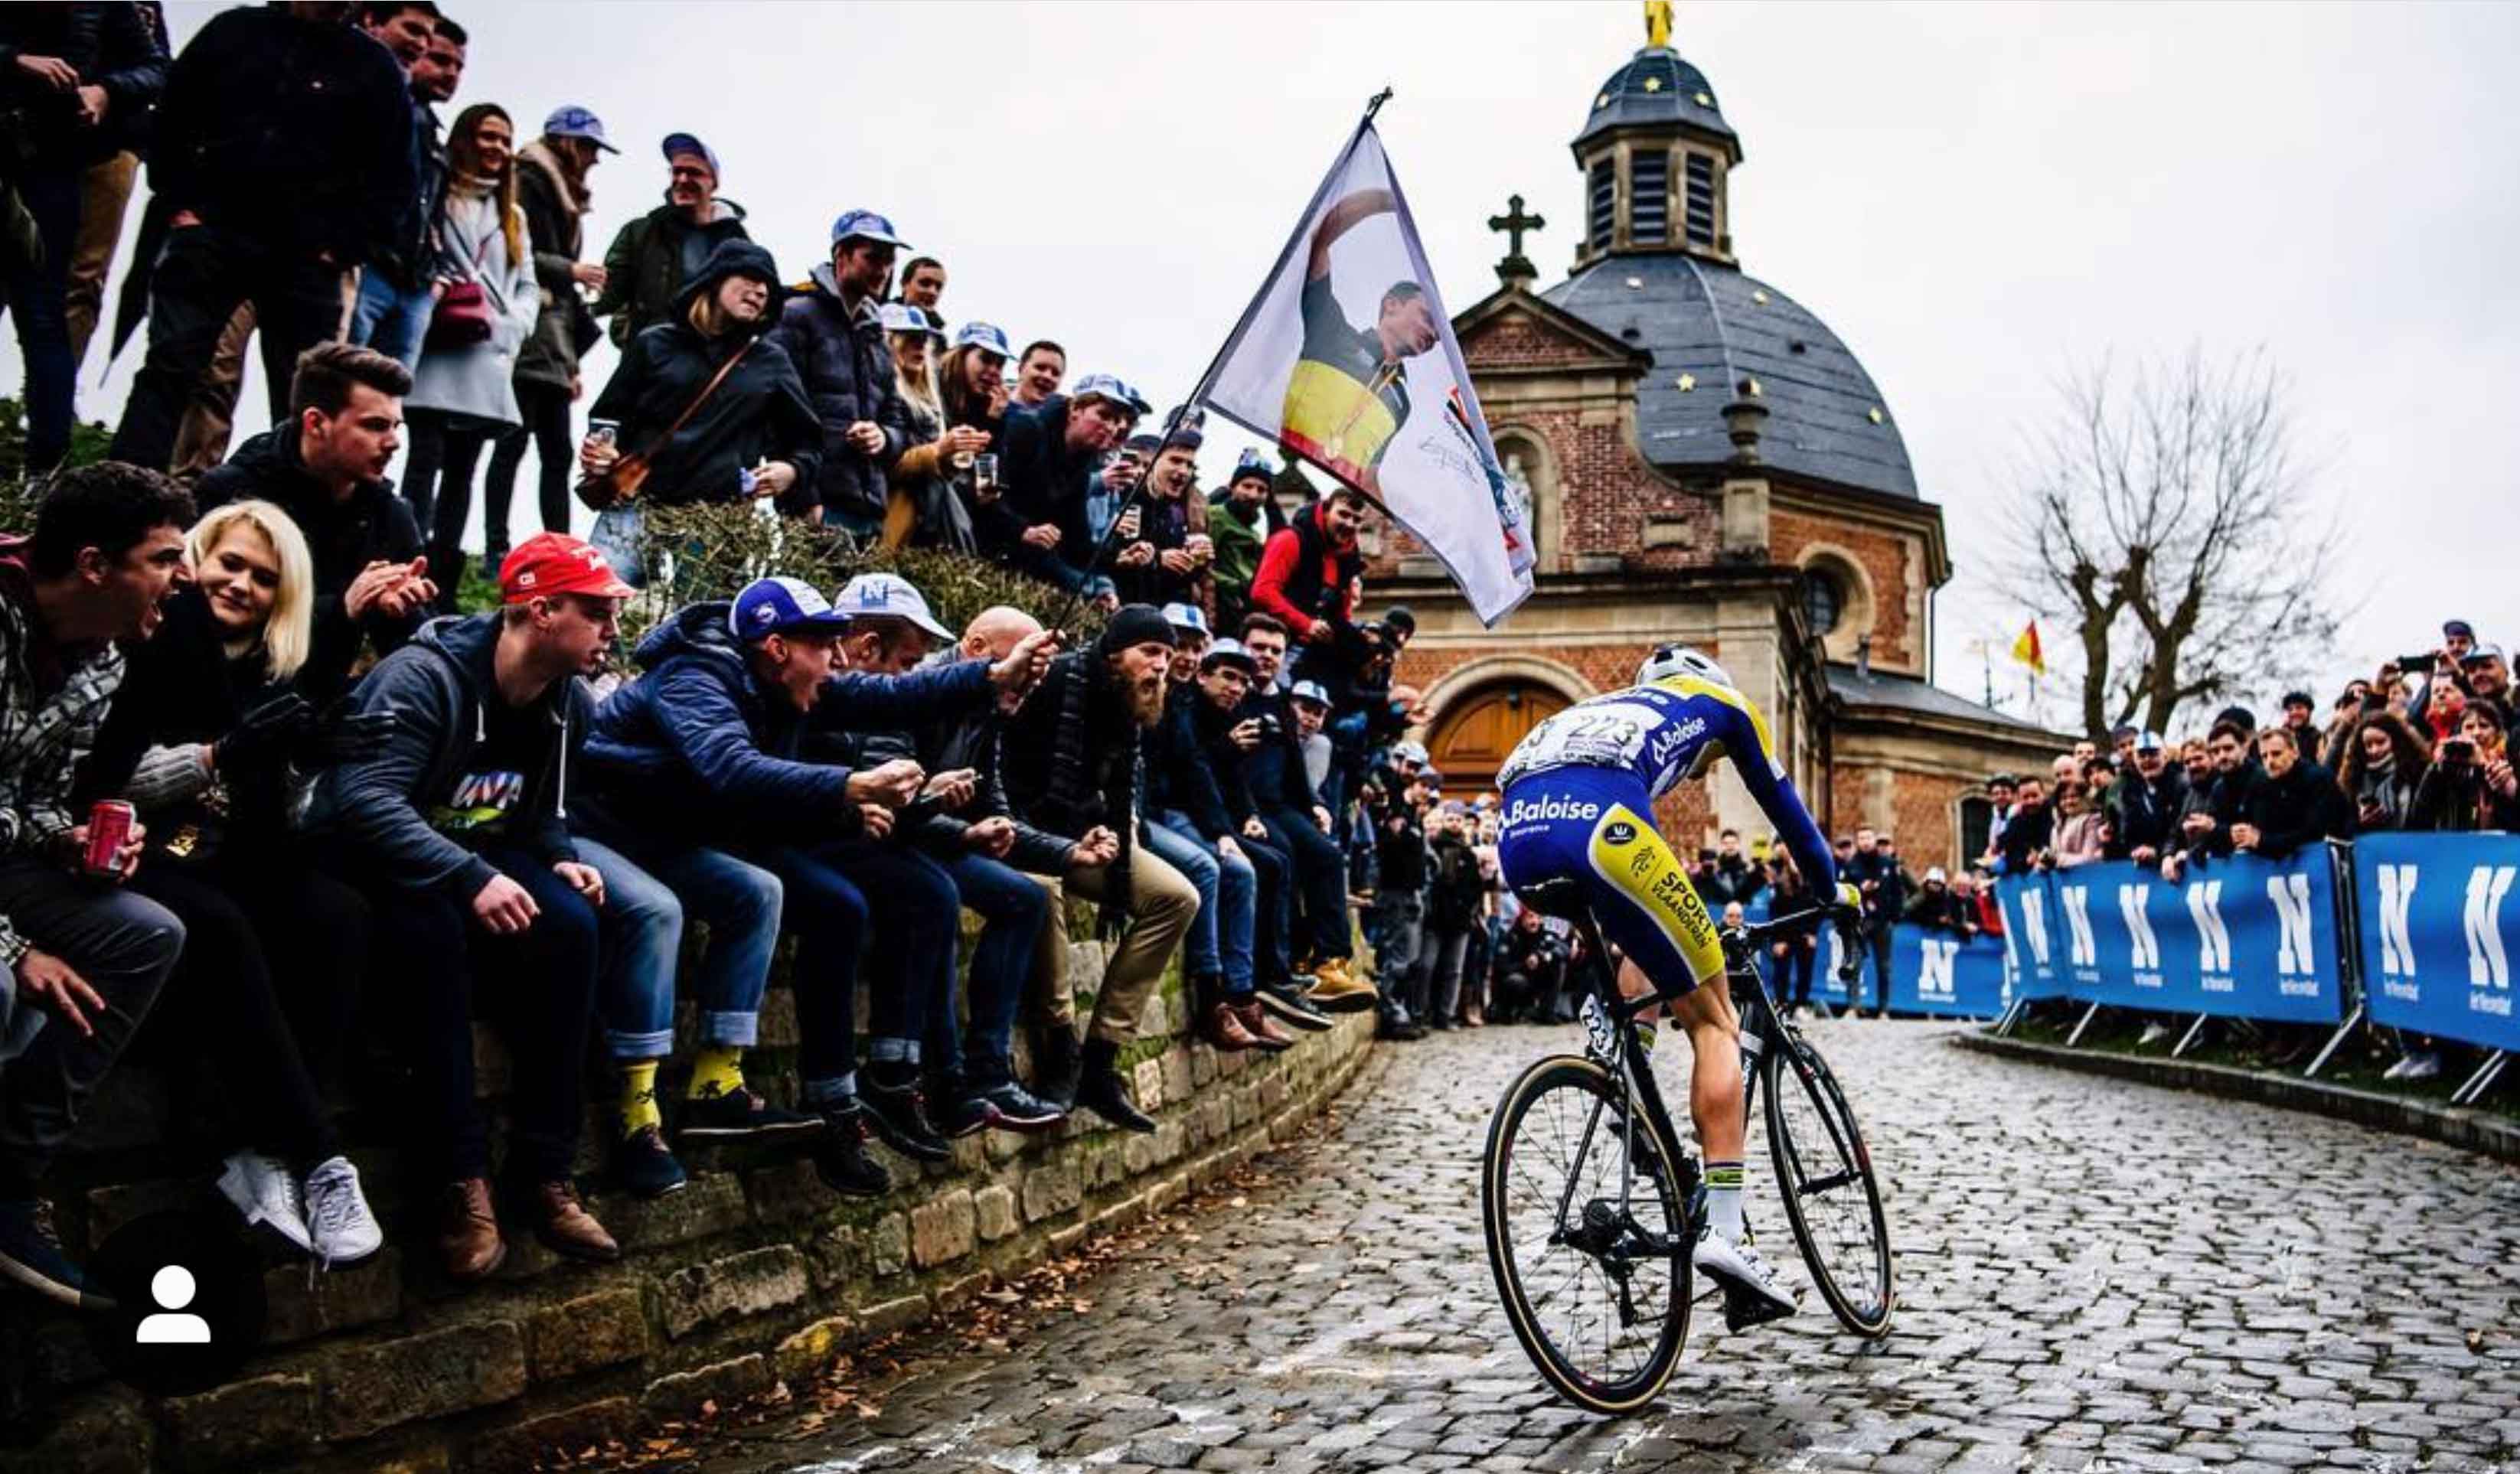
[{"xmin": 1954, "ymin": 1028, "xmax": 2520, "ymax": 1164}]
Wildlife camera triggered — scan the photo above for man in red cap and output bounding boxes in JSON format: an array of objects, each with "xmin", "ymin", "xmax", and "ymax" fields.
[{"xmin": 305, "ymin": 530, "xmax": 639, "ymax": 1280}]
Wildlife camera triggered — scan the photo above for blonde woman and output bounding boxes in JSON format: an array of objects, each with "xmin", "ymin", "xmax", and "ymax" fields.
[
  {"xmin": 879, "ymin": 304, "xmax": 979, "ymax": 551},
  {"xmin": 78, "ymin": 501, "xmax": 397, "ymax": 1267}
]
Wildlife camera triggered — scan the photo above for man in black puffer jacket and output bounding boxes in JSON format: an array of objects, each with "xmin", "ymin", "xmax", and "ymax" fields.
[{"xmin": 770, "ymin": 208, "xmax": 916, "ymax": 535}]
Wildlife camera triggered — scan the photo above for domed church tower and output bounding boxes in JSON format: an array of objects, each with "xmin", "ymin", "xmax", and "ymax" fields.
[{"xmin": 1378, "ymin": 4, "xmax": 2064, "ymax": 869}]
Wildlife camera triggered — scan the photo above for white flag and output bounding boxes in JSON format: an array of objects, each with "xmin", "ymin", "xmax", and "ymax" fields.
[{"xmin": 1202, "ymin": 124, "xmax": 1534, "ymax": 625}]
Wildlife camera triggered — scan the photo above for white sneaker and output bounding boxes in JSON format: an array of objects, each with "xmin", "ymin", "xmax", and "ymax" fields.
[
  {"xmin": 302, "ymin": 1156, "xmax": 384, "ymax": 1267},
  {"xmin": 1693, "ymin": 1227, "xmax": 1797, "ymax": 1318},
  {"xmin": 217, "ymin": 1151, "xmax": 312, "ymax": 1253},
  {"xmin": 2397, "ymin": 1052, "xmax": 2441, "ymax": 1082},
  {"xmin": 2138, "ymin": 1022, "xmax": 2169, "ymax": 1046}
]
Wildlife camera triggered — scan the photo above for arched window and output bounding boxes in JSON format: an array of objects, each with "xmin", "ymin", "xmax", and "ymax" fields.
[
  {"xmin": 1957, "ymin": 795, "xmax": 1994, "ymax": 866},
  {"xmin": 1803, "ymin": 566, "xmax": 1844, "ymax": 638}
]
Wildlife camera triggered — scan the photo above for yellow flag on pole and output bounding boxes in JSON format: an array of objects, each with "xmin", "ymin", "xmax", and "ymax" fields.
[{"xmin": 2010, "ymin": 621, "xmax": 2045, "ymax": 676}]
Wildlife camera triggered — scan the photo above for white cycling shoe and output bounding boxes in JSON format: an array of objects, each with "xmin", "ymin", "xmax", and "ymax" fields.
[{"xmin": 1693, "ymin": 1227, "xmax": 1797, "ymax": 1319}]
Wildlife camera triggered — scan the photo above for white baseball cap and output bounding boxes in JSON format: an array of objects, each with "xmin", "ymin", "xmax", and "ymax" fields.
[{"xmin": 831, "ymin": 572, "xmax": 952, "ymax": 641}]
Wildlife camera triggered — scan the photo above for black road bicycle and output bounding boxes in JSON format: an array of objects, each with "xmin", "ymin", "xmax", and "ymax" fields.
[{"xmin": 1479, "ymin": 882, "xmax": 1895, "ymax": 1414}]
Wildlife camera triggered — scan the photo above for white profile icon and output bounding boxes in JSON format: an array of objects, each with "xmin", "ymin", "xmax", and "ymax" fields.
[{"xmin": 134, "ymin": 1264, "xmax": 211, "ymax": 1345}]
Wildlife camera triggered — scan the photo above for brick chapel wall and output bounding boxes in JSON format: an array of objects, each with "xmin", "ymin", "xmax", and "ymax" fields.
[
  {"xmin": 1823, "ymin": 761, "xmax": 1984, "ymax": 875},
  {"xmin": 1771, "ymin": 507, "xmax": 1921, "ymax": 673}
]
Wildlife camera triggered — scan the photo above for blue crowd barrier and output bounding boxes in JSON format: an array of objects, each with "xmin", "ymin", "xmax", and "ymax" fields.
[
  {"xmin": 2352, "ymin": 831, "xmax": 2520, "ymax": 1054},
  {"xmin": 1993, "ymin": 853, "xmax": 2344, "ymax": 1025},
  {"xmin": 1888, "ymin": 925, "xmax": 2008, "ymax": 1017}
]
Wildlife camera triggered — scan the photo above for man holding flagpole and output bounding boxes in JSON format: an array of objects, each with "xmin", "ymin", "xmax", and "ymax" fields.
[{"xmin": 1282, "ymin": 189, "xmax": 1442, "ymax": 494}]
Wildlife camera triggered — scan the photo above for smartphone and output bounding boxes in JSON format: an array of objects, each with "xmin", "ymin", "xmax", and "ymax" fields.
[{"xmin": 588, "ymin": 419, "xmax": 619, "ymax": 449}]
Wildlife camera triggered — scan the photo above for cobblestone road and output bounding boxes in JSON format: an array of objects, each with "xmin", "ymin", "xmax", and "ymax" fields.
[{"xmin": 703, "ymin": 1021, "xmax": 2520, "ymax": 1474}]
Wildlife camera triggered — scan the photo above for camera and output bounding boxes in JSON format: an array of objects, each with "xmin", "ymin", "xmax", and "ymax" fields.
[
  {"xmin": 1253, "ymin": 713, "xmax": 1282, "ymax": 739},
  {"xmin": 2441, "ymin": 738, "xmax": 2475, "ymax": 765}
]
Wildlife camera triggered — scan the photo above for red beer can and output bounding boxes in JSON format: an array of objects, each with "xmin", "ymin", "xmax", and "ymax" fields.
[{"xmin": 85, "ymin": 799, "xmax": 135, "ymax": 876}]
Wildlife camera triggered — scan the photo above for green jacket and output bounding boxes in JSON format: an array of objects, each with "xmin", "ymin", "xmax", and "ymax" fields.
[
  {"xmin": 591, "ymin": 197, "xmax": 750, "ymax": 348},
  {"xmin": 1206, "ymin": 487, "xmax": 1285, "ymax": 628}
]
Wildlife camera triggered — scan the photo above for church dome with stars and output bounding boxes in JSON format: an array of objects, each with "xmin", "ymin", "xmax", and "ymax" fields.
[
  {"xmin": 1575, "ymin": 45, "xmax": 1735, "ymax": 152},
  {"xmin": 1546, "ymin": 12, "xmax": 1917, "ymax": 501}
]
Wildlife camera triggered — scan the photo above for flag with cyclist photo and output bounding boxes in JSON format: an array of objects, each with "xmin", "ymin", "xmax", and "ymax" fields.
[{"xmin": 1203, "ymin": 122, "xmax": 1536, "ymax": 625}]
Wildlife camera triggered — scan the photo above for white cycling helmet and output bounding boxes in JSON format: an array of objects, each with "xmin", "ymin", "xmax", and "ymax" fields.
[{"xmin": 1639, "ymin": 643, "xmax": 1732, "ymax": 688}]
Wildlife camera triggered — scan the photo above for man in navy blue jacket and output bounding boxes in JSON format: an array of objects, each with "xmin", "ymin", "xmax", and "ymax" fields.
[
  {"xmin": 308, "ymin": 534, "xmax": 641, "ymax": 1282},
  {"xmin": 578, "ymin": 577, "xmax": 1044, "ymax": 1198}
]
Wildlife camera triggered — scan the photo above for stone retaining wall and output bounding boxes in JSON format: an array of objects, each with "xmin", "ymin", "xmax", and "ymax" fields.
[{"xmin": 0, "ymin": 928, "xmax": 1377, "ymax": 1473}]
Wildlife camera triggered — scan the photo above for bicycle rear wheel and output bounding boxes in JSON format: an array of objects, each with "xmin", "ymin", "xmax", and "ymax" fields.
[
  {"xmin": 1763, "ymin": 1033, "xmax": 1895, "ymax": 1335},
  {"xmin": 1481, "ymin": 1054, "xmax": 1692, "ymax": 1414}
]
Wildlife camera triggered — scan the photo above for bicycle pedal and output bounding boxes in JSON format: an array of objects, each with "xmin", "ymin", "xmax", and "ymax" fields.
[{"xmin": 1720, "ymin": 1281, "xmax": 1798, "ymax": 1332}]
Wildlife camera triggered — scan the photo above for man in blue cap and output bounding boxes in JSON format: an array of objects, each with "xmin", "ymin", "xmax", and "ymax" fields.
[
  {"xmin": 772, "ymin": 209, "xmax": 917, "ymax": 536},
  {"xmin": 591, "ymin": 132, "xmax": 749, "ymax": 348},
  {"xmin": 580, "ymin": 575, "xmax": 1049, "ymax": 1197}
]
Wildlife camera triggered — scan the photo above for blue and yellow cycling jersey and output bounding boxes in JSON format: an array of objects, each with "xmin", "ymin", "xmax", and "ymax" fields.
[{"xmin": 1495, "ymin": 675, "xmax": 1839, "ymax": 994}]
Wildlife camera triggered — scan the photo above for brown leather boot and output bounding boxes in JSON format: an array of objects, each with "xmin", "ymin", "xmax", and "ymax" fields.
[
  {"xmin": 526, "ymin": 1179, "xmax": 619, "ymax": 1263},
  {"xmin": 1232, "ymin": 1000, "xmax": 1297, "ymax": 1052},
  {"xmin": 1201, "ymin": 999, "xmax": 1262, "ymax": 1052},
  {"xmin": 437, "ymin": 1179, "xmax": 506, "ymax": 1282}
]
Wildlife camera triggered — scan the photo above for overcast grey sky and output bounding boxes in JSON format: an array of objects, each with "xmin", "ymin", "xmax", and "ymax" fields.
[{"xmin": 20, "ymin": 0, "xmax": 2517, "ymax": 725}]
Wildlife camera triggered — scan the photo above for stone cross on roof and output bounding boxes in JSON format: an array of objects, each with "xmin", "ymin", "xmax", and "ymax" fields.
[{"xmin": 1488, "ymin": 193, "xmax": 1546, "ymax": 287}]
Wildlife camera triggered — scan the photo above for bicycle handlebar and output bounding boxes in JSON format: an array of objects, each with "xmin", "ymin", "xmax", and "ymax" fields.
[{"xmin": 1723, "ymin": 903, "xmax": 1866, "ymax": 983}]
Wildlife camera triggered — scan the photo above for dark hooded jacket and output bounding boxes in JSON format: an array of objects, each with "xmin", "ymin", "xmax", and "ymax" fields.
[
  {"xmin": 194, "ymin": 426, "xmax": 425, "ymax": 703},
  {"xmin": 514, "ymin": 137, "xmax": 599, "ymax": 390},
  {"xmin": 586, "ymin": 239, "xmax": 821, "ymax": 510},
  {"xmin": 304, "ymin": 614, "xmax": 589, "ymax": 899},
  {"xmin": 909, "ymin": 658, "xmax": 1077, "ymax": 875},
  {"xmin": 593, "ymin": 195, "xmax": 750, "ymax": 347},
  {"xmin": 1147, "ymin": 683, "xmax": 1245, "ymax": 840},
  {"xmin": 990, "ymin": 396, "xmax": 1107, "ymax": 589},
  {"xmin": 576, "ymin": 601, "xmax": 987, "ymax": 850},
  {"xmin": 769, "ymin": 260, "xmax": 915, "ymax": 524},
  {"xmin": 142, "ymin": 4, "xmax": 412, "ymax": 266},
  {"xmin": 1001, "ymin": 639, "xmax": 1151, "ymax": 934}
]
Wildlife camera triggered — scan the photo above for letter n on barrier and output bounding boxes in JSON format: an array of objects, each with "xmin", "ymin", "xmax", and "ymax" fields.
[
  {"xmin": 1918, "ymin": 938, "xmax": 1959, "ymax": 1000},
  {"xmin": 2186, "ymin": 879, "xmax": 2231, "ymax": 973},
  {"xmin": 2022, "ymin": 889, "xmax": 2051, "ymax": 967},
  {"xmin": 2119, "ymin": 884, "xmax": 2159, "ymax": 970},
  {"xmin": 2267, "ymin": 872, "xmax": 2316, "ymax": 977},
  {"xmin": 2061, "ymin": 885, "xmax": 2097, "ymax": 969},
  {"xmin": 2465, "ymin": 866, "xmax": 2516, "ymax": 990},
  {"xmin": 2377, "ymin": 863, "xmax": 2418, "ymax": 977}
]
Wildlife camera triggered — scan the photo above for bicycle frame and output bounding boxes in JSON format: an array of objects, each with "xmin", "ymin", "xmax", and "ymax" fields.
[{"xmin": 1549, "ymin": 907, "xmax": 1833, "ymax": 1266}]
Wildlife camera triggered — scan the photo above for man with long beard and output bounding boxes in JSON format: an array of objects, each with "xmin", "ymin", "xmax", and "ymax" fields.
[{"xmin": 1000, "ymin": 605, "xmax": 1198, "ymax": 1132}]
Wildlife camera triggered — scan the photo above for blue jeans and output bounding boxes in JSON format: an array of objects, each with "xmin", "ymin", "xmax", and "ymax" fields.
[
  {"xmin": 752, "ymin": 839, "xmax": 952, "ymax": 1106},
  {"xmin": 349, "ymin": 266, "xmax": 437, "ymax": 369},
  {"xmin": 935, "ymin": 851, "xmax": 1050, "ymax": 1085},
  {"xmin": 0, "ymin": 164, "xmax": 82, "ymax": 471},
  {"xmin": 1147, "ymin": 814, "xmax": 1255, "ymax": 996},
  {"xmin": 1258, "ymin": 804, "xmax": 1351, "ymax": 962},
  {"xmin": 576, "ymin": 835, "xmax": 782, "ymax": 1061}
]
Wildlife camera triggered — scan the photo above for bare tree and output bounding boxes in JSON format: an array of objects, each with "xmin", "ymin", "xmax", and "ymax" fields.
[{"xmin": 1999, "ymin": 347, "xmax": 2343, "ymax": 739}]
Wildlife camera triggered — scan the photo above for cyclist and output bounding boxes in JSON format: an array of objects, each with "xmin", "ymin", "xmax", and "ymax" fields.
[{"xmin": 1495, "ymin": 644, "xmax": 1855, "ymax": 1318}]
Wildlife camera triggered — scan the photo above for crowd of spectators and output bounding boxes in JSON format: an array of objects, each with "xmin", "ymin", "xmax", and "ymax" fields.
[
  {"xmin": 1976, "ymin": 615, "xmax": 2517, "ymax": 1076},
  {"xmin": 0, "ymin": 1, "xmax": 1559, "ymax": 1306}
]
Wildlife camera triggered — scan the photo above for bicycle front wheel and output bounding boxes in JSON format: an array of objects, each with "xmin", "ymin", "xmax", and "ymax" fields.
[
  {"xmin": 1481, "ymin": 1054, "xmax": 1692, "ymax": 1414},
  {"xmin": 1763, "ymin": 1033, "xmax": 1895, "ymax": 1335}
]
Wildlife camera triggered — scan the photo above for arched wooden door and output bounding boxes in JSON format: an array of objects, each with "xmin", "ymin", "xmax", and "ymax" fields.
[{"xmin": 1425, "ymin": 682, "xmax": 1569, "ymax": 796}]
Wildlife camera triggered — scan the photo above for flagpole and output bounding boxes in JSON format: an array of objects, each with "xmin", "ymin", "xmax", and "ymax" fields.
[{"xmin": 1043, "ymin": 87, "xmax": 1397, "ymax": 641}]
